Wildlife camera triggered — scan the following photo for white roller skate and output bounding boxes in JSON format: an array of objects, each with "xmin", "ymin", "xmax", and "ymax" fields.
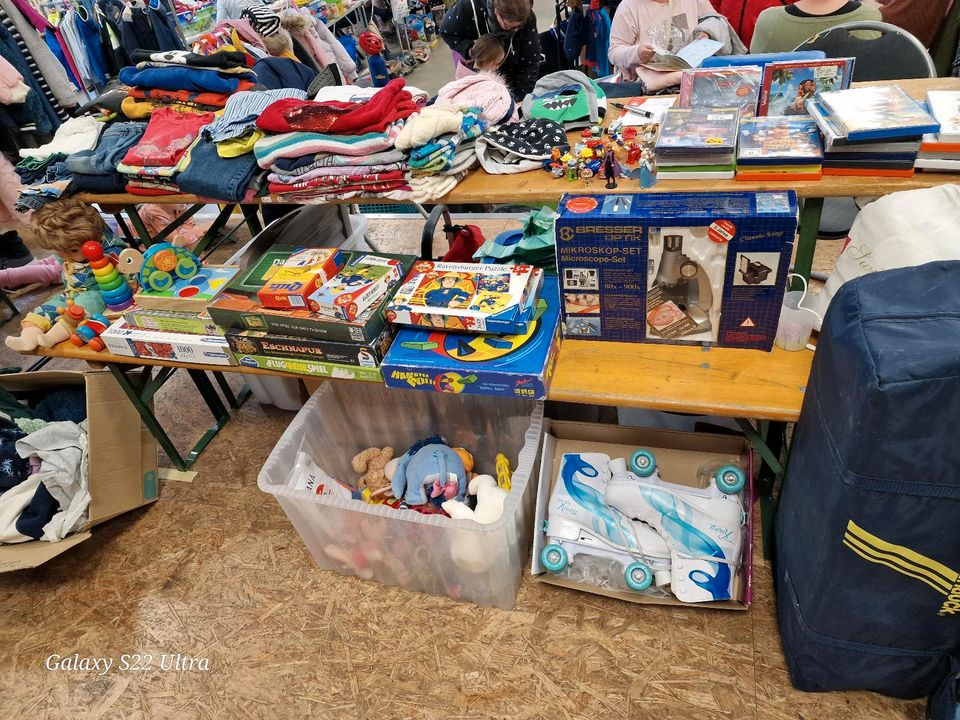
[
  {"xmin": 603, "ymin": 449, "xmax": 746, "ymax": 603},
  {"xmin": 540, "ymin": 452, "xmax": 671, "ymax": 592}
]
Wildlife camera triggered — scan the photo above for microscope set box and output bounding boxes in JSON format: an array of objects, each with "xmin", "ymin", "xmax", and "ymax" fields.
[
  {"xmin": 381, "ymin": 276, "xmax": 562, "ymax": 399},
  {"xmin": 385, "ymin": 261, "xmax": 545, "ymax": 335},
  {"xmin": 554, "ymin": 192, "xmax": 798, "ymax": 350}
]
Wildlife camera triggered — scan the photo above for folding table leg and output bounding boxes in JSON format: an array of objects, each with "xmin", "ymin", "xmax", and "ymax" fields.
[
  {"xmin": 791, "ymin": 197, "xmax": 824, "ymax": 290},
  {"xmin": 212, "ymin": 371, "xmax": 251, "ymax": 410},
  {"xmin": 184, "ymin": 369, "xmax": 232, "ymax": 468}
]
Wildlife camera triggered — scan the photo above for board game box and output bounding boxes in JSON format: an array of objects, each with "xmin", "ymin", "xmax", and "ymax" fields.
[
  {"xmin": 131, "ymin": 265, "xmax": 239, "ymax": 313},
  {"xmin": 207, "ymin": 252, "xmax": 418, "ymax": 343},
  {"xmin": 101, "ymin": 321, "xmax": 236, "ymax": 365},
  {"xmin": 678, "ymin": 66, "xmax": 762, "ymax": 118},
  {"xmin": 737, "ymin": 117, "xmax": 823, "ymax": 165},
  {"xmin": 306, "ymin": 254, "xmax": 403, "ymax": 321},
  {"xmin": 225, "ymin": 326, "xmax": 393, "ymax": 367},
  {"xmin": 759, "ymin": 58, "xmax": 854, "ymax": 117},
  {"xmin": 234, "ymin": 354, "xmax": 383, "ymax": 382},
  {"xmin": 255, "ymin": 248, "xmax": 345, "ymax": 310},
  {"xmin": 124, "ymin": 308, "xmax": 224, "ymax": 336},
  {"xmin": 554, "ymin": 192, "xmax": 798, "ymax": 350},
  {"xmin": 385, "ymin": 261, "xmax": 544, "ymax": 334},
  {"xmin": 382, "ymin": 276, "xmax": 561, "ymax": 399}
]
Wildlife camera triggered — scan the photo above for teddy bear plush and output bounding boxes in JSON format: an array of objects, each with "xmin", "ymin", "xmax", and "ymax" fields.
[{"xmin": 351, "ymin": 446, "xmax": 394, "ymax": 494}]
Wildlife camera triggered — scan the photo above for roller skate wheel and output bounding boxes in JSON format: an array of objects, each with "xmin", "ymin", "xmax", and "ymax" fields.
[
  {"xmin": 630, "ymin": 449, "xmax": 657, "ymax": 477},
  {"xmin": 624, "ymin": 561, "xmax": 653, "ymax": 591},
  {"xmin": 541, "ymin": 543, "xmax": 569, "ymax": 573},
  {"xmin": 715, "ymin": 465, "xmax": 746, "ymax": 494}
]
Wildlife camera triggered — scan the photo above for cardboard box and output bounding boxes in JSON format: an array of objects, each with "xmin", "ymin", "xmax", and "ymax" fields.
[
  {"xmin": 124, "ymin": 308, "xmax": 224, "ymax": 336},
  {"xmin": 307, "ymin": 254, "xmax": 403, "ymax": 321},
  {"xmin": 208, "ymin": 252, "xmax": 418, "ymax": 343},
  {"xmin": 386, "ymin": 261, "xmax": 545, "ymax": 334},
  {"xmin": 255, "ymin": 248, "xmax": 345, "ymax": 310},
  {"xmin": 102, "ymin": 321, "xmax": 236, "ymax": 366},
  {"xmin": 234, "ymin": 354, "xmax": 383, "ymax": 382},
  {"xmin": 0, "ymin": 371, "xmax": 158, "ymax": 572},
  {"xmin": 382, "ymin": 276, "xmax": 561, "ymax": 399},
  {"xmin": 554, "ymin": 192, "xmax": 798, "ymax": 350},
  {"xmin": 531, "ymin": 419, "xmax": 754, "ymax": 610},
  {"xmin": 225, "ymin": 326, "xmax": 393, "ymax": 367}
]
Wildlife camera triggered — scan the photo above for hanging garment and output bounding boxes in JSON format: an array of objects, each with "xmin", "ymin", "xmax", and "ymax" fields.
[
  {"xmin": 584, "ymin": 6, "xmax": 610, "ymax": 77},
  {"xmin": 120, "ymin": 5, "xmax": 185, "ymax": 57},
  {"xmin": 0, "ymin": 54, "xmax": 26, "ymax": 103},
  {"xmin": 58, "ymin": 9, "xmax": 96, "ymax": 90},
  {"xmin": 0, "ymin": 3, "xmax": 73, "ymax": 114},
  {"xmin": 0, "ymin": 21, "xmax": 60, "ymax": 134},
  {"xmin": 74, "ymin": 6, "xmax": 108, "ymax": 87}
]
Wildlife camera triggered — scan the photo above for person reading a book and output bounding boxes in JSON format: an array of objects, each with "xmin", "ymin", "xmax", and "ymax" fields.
[
  {"xmin": 608, "ymin": 0, "xmax": 739, "ymax": 92},
  {"xmin": 750, "ymin": 0, "xmax": 880, "ymax": 53}
]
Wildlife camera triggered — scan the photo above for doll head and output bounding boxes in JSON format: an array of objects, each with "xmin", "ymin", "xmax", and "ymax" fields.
[
  {"xmin": 30, "ymin": 198, "xmax": 106, "ymax": 263},
  {"xmin": 471, "ymin": 34, "xmax": 506, "ymax": 71}
]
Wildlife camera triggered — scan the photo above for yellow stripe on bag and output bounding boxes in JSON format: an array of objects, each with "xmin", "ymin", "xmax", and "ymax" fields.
[
  {"xmin": 843, "ymin": 535, "xmax": 950, "ymax": 595},
  {"xmin": 847, "ymin": 520, "xmax": 959, "ymax": 588}
]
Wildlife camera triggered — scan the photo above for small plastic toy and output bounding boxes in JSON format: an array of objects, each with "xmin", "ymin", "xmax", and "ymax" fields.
[
  {"xmin": 69, "ymin": 313, "xmax": 110, "ymax": 351},
  {"xmin": 565, "ymin": 155, "xmax": 578, "ymax": 181},
  {"xmin": 602, "ymin": 146, "xmax": 620, "ymax": 189},
  {"xmin": 117, "ymin": 242, "xmax": 199, "ymax": 293},
  {"xmin": 80, "ymin": 241, "xmax": 134, "ymax": 312},
  {"xmin": 495, "ymin": 452, "xmax": 512, "ymax": 491}
]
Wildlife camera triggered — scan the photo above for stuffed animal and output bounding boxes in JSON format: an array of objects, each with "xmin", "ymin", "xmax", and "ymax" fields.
[
  {"xmin": 351, "ymin": 446, "xmax": 394, "ymax": 494},
  {"xmin": 442, "ymin": 475, "xmax": 507, "ymax": 524},
  {"xmin": 358, "ymin": 31, "xmax": 389, "ymax": 87},
  {"xmin": 388, "ymin": 435, "xmax": 468, "ymax": 505}
]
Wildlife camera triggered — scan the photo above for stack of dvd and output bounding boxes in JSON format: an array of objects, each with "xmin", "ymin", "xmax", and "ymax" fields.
[
  {"xmin": 736, "ymin": 117, "xmax": 823, "ymax": 181},
  {"xmin": 916, "ymin": 90, "xmax": 960, "ymax": 172},
  {"xmin": 654, "ymin": 107, "xmax": 739, "ymax": 179}
]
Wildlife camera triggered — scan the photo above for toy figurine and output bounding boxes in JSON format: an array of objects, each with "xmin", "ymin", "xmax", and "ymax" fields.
[
  {"xmin": 640, "ymin": 148, "xmax": 657, "ymax": 188},
  {"xmin": 602, "ymin": 146, "xmax": 620, "ymax": 189},
  {"xmin": 626, "ymin": 142, "xmax": 642, "ymax": 165},
  {"xmin": 69, "ymin": 313, "xmax": 110, "ymax": 351},
  {"xmin": 386, "ymin": 435, "xmax": 469, "ymax": 505},
  {"xmin": 5, "ymin": 198, "xmax": 131, "ymax": 353},
  {"xmin": 117, "ymin": 242, "xmax": 200, "ymax": 292},
  {"xmin": 564, "ymin": 154, "xmax": 578, "ymax": 181},
  {"xmin": 358, "ymin": 31, "xmax": 390, "ymax": 88}
]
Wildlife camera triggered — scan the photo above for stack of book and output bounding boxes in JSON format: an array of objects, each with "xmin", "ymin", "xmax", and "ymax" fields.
[
  {"xmin": 758, "ymin": 58, "xmax": 854, "ymax": 117},
  {"xmin": 806, "ymin": 85, "xmax": 939, "ymax": 177},
  {"xmin": 654, "ymin": 107, "xmax": 739, "ymax": 179},
  {"xmin": 678, "ymin": 66, "xmax": 762, "ymax": 118},
  {"xmin": 916, "ymin": 90, "xmax": 960, "ymax": 172},
  {"xmin": 736, "ymin": 116, "xmax": 824, "ymax": 181}
]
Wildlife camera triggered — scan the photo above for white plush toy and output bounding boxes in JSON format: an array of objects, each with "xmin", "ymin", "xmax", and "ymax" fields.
[{"xmin": 442, "ymin": 475, "xmax": 506, "ymax": 524}]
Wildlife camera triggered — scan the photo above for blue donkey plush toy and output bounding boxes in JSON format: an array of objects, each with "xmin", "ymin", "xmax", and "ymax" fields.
[{"xmin": 390, "ymin": 435, "xmax": 468, "ymax": 505}]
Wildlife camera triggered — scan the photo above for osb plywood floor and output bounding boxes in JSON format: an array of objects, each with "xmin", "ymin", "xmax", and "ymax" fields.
[{"xmin": 0, "ymin": 214, "xmax": 921, "ymax": 720}]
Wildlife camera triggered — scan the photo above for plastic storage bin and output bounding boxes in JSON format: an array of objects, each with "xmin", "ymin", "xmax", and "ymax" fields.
[{"xmin": 258, "ymin": 382, "xmax": 544, "ymax": 608}]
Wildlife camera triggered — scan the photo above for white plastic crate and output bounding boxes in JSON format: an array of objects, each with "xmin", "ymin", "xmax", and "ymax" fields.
[{"xmin": 258, "ymin": 382, "xmax": 544, "ymax": 608}]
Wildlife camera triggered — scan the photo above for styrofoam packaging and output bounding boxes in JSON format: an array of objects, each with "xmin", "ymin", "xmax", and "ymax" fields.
[{"xmin": 258, "ymin": 382, "xmax": 544, "ymax": 608}]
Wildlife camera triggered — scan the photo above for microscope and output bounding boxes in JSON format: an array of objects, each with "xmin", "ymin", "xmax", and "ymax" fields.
[{"xmin": 651, "ymin": 234, "xmax": 713, "ymax": 334}]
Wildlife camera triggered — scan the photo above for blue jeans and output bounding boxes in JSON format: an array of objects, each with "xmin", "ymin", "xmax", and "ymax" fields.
[
  {"xmin": 66, "ymin": 121, "xmax": 147, "ymax": 176},
  {"xmin": 177, "ymin": 137, "xmax": 259, "ymax": 203}
]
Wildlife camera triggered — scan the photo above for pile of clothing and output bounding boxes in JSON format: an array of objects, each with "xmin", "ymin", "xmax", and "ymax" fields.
[
  {"xmin": 254, "ymin": 78, "xmax": 421, "ymax": 201},
  {"xmin": 0, "ymin": 388, "xmax": 89, "ymax": 545},
  {"xmin": 396, "ymin": 104, "xmax": 488, "ymax": 202},
  {"xmin": 118, "ymin": 49, "xmax": 255, "ymax": 119},
  {"xmin": 15, "ymin": 116, "xmax": 103, "ymax": 211}
]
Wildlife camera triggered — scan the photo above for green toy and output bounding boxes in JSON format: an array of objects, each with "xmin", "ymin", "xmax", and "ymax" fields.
[{"xmin": 117, "ymin": 242, "xmax": 200, "ymax": 293}]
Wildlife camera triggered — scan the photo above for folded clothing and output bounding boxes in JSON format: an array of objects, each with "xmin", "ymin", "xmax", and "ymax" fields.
[
  {"xmin": 127, "ymin": 180, "xmax": 181, "ymax": 196},
  {"xmin": 17, "ymin": 116, "xmax": 102, "ymax": 159},
  {"xmin": 121, "ymin": 107, "xmax": 215, "ymax": 167},
  {"xmin": 177, "ymin": 136, "xmax": 260, "ymax": 202},
  {"xmin": 408, "ymin": 171, "xmax": 467, "ymax": 203},
  {"xmin": 395, "ymin": 105, "xmax": 463, "ymax": 151},
  {"xmin": 252, "ymin": 56, "xmax": 317, "ymax": 92},
  {"xmin": 130, "ymin": 49, "xmax": 250, "ymax": 69},
  {"xmin": 476, "ymin": 118, "xmax": 569, "ymax": 174},
  {"xmin": 268, "ymin": 170, "xmax": 407, "ymax": 193},
  {"xmin": 205, "ymin": 88, "xmax": 307, "ymax": 143},
  {"xmin": 271, "ymin": 180, "xmax": 409, "ymax": 201},
  {"xmin": 270, "ymin": 149, "xmax": 406, "ymax": 175},
  {"xmin": 257, "ymin": 78, "xmax": 416, "ymax": 135},
  {"xmin": 268, "ymin": 162, "xmax": 406, "ymax": 184},
  {"xmin": 436, "ymin": 71, "xmax": 518, "ymax": 126},
  {"xmin": 253, "ymin": 122, "xmax": 404, "ymax": 167},
  {"xmin": 66, "ymin": 121, "xmax": 148, "ymax": 177},
  {"xmin": 128, "ymin": 85, "xmax": 247, "ymax": 109},
  {"xmin": 408, "ymin": 108, "xmax": 487, "ymax": 174},
  {"xmin": 118, "ymin": 65, "xmax": 255, "ymax": 95},
  {"xmin": 15, "ymin": 154, "xmax": 67, "ymax": 185},
  {"xmin": 121, "ymin": 97, "xmax": 221, "ymax": 119}
]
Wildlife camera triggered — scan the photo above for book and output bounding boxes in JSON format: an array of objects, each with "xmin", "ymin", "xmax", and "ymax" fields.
[
  {"xmin": 678, "ymin": 66, "xmax": 762, "ymax": 118},
  {"xmin": 759, "ymin": 58, "xmax": 854, "ymax": 116},
  {"xmin": 925, "ymin": 91, "xmax": 960, "ymax": 142},
  {"xmin": 655, "ymin": 107, "xmax": 739, "ymax": 157},
  {"xmin": 817, "ymin": 85, "xmax": 940, "ymax": 141},
  {"xmin": 131, "ymin": 265, "xmax": 239, "ymax": 313},
  {"xmin": 737, "ymin": 117, "xmax": 823, "ymax": 166},
  {"xmin": 641, "ymin": 38, "xmax": 722, "ymax": 71},
  {"xmin": 916, "ymin": 158, "xmax": 960, "ymax": 171}
]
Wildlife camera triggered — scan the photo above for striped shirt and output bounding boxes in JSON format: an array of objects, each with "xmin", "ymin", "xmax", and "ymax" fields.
[{"xmin": 204, "ymin": 88, "xmax": 306, "ymax": 143}]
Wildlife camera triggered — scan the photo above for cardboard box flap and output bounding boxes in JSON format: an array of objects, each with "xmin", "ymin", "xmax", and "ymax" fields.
[{"xmin": 0, "ymin": 532, "xmax": 91, "ymax": 572}]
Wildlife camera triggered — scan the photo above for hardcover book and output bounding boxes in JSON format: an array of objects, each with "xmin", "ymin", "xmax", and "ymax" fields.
[
  {"xmin": 759, "ymin": 58, "xmax": 854, "ymax": 117},
  {"xmin": 678, "ymin": 66, "xmax": 762, "ymax": 118},
  {"xmin": 737, "ymin": 117, "xmax": 823, "ymax": 165}
]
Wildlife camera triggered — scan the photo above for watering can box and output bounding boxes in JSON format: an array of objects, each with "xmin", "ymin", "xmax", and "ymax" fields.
[
  {"xmin": 530, "ymin": 419, "xmax": 754, "ymax": 610},
  {"xmin": 554, "ymin": 192, "xmax": 798, "ymax": 350},
  {"xmin": 0, "ymin": 371, "xmax": 158, "ymax": 572}
]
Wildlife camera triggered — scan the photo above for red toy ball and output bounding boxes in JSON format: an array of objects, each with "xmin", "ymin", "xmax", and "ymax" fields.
[{"xmin": 80, "ymin": 240, "xmax": 104, "ymax": 261}]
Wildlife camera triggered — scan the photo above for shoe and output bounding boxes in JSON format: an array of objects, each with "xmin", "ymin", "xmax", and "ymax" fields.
[
  {"xmin": 541, "ymin": 452, "xmax": 671, "ymax": 592},
  {"xmin": 604, "ymin": 451, "xmax": 746, "ymax": 603},
  {"xmin": 0, "ymin": 232, "xmax": 34, "ymax": 269}
]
